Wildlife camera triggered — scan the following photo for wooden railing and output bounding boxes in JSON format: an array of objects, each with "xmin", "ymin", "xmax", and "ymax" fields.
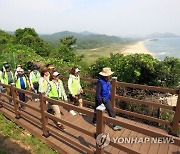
[
  {"xmin": 60, "ymin": 75, "xmax": 180, "ymax": 136},
  {"xmin": 0, "ymin": 76, "xmax": 180, "ymax": 153}
]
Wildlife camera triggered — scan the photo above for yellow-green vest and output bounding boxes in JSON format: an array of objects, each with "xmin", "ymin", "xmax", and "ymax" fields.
[
  {"xmin": 3, "ymin": 71, "xmax": 15, "ymax": 85},
  {"xmin": 0, "ymin": 71, "xmax": 2, "ymax": 83},
  {"xmin": 39, "ymin": 78, "xmax": 49, "ymax": 94},
  {"xmin": 70, "ymin": 75, "xmax": 80, "ymax": 95},
  {"xmin": 16, "ymin": 76, "xmax": 27, "ymax": 89},
  {"xmin": 48, "ymin": 80, "xmax": 65, "ymax": 99},
  {"xmin": 30, "ymin": 71, "xmax": 40, "ymax": 83}
]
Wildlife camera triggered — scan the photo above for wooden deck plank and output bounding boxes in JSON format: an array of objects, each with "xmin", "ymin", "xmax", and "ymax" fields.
[
  {"xmin": 139, "ymin": 124, "xmax": 151, "ymax": 154},
  {"xmin": 62, "ymin": 115, "xmax": 90, "ymax": 152},
  {"xmin": 1, "ymin": 97, "xmax": 179, "ymax": 154},
  {"xmin": 109, "ymin": 117, "xmax": 136, "ymax": 154},
  {"xmin": 131, "ymin": 122, "xmax": 144, "ymax": 151},
  {"xmin": 168, "ymin": 144, "xmax": 179, "ymax": 154}
]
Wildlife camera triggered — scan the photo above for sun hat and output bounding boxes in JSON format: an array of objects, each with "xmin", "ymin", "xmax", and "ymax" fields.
[
  {"xmin": 17, "ymin": 67, "xmax": 24, "ymax": 72},
  {"xmin": 75, "ymin": 68, "xmax": 80, "ymax": 73},
  {"xmin": 53, "ymin": 71, "xmax": 60, "ymax": 77},
  {"xmin": 48, "ymin": 65, "xmax": 55, "ymax": 69},
  {"xmin": 99, "ymin": 68, "xmax": 114, "ymax": 76}
]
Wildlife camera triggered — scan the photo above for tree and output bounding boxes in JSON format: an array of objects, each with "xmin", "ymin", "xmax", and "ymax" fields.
[
  {"xmin": 52, "ymin": 35, "xmax": 82, "ymax": 63},
  {"xmin": 14, "ymin": 28, "xmax": 51, "ymax": 56}
]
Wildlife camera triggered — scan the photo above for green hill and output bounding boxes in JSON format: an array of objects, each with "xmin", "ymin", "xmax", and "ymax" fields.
[{"xmin": 40, "ymin": 31, "xmax": 125, "ymax": 49}]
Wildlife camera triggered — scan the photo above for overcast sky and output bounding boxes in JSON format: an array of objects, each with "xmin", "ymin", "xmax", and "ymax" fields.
[{"xmin": 0, "ymin": 0, "xmax": 180, "ymax": 36}]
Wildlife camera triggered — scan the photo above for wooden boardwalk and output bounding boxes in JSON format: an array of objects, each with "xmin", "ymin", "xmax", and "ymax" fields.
[{"xmin": 0, "ymin": 97, "xmax": 180, "ymax": 154}]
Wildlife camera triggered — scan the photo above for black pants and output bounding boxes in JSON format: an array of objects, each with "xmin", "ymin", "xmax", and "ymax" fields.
[
  {"xmin": 19, "ymin": 92, "xmax": 25, "ymax": 102},
  {"xmin": 93, "ymin": 98, "xmax": 116, "ymax": 123}
]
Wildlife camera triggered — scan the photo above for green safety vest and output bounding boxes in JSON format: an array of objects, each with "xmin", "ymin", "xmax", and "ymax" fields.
[
  {"xmin": 39, "ymin": 78, "xmax": 49, "ymax": 93},
  {"xmin": 48, "ymin": 80, "xmax": 66, "ymax": 100},
  {"xmin": 16, "ymin": 76, "xmax": 27, "ymax": 89},
  {"xmin": 30, "ymin": 71, "xmax": 40, "ymax": 83},
  {"xmin": 3, "ymin": 71, "xmax": 15, "ymax": 85},
  {"xmin": 0, "ymin": 71, "xmax": 2, "ymax": 83},
  {"xmin": 70, "ymin": 75, "xmax": 80, "ymax": 95}
]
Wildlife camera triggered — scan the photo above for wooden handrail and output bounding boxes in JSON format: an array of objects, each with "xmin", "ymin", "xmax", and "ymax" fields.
[
  {"xmin": 104, "ymin": 115, "xmax": 180, "ymax": 145},
  {"xmin": 46, "ymin": 125, "xmax": 94, "ymax": 154},
  {"xmin": 44, "ymin": 97, "xmax": 94, "ymax": 117},
  {"xmin": 14, "ymin": 87, "xmax": 39, "ymax": 98},
  {"xmin": 0, "ymin": 101, "xmax": 14, "ymax": 111},
  {"xmin": 0, "ymin": 92, "xmax": 13, "ymax": 100},
  {"xmin": 18, "ymin": 111, "xmax": 42, "ymax": 127},
  {"xmin": 171, "ymin": 90, "xmax": 180, "ymax": 135},
  {"xmin": 15, "ymin": 99, "xmax": 40, "ymax": 113},
  {"xmin": 115, "ymin": 107, "xmax": 170, "ymax": 126},
  {"xmin": 115, "ymin": 95, "xmax": 175, "ymax": 111},
  {"xmin": 117, "ymin": 81, "xmax": 178, "ymax": 94},
  {"xmin": 44, "ymin": 111, "xmax": 95, "ymax": 138}
]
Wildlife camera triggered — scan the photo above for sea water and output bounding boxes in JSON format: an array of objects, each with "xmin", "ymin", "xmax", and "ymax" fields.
[{"xmin": 144, "ymin": 37, "xmax": 180, "ymax": 60}]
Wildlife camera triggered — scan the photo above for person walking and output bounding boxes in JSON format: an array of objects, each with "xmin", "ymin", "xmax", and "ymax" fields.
[
  {"xmin": 68, "ymin": 67, "xmax": 83, "ymax": 116},
  {"xmin": 47, "ymin": 71, "xmax": 67, "ymax": 131},
  {"xmin": 39, "ymin": 68, "xmax": 50, "ymax": 95},
  {"xmin": 92, "ymin": 67, "xmax": 123, "ymax": 131},
  {"xmin": 15, "ymin": 64, "xmax": 23, "ymax": 77},
  {"xmin": 0, "ymin": 69, "xmax": 3, "ymax": 93},
  {"xmin": 39, "ymin": 68, "xmax": 51, "ymax": 112},
  {"xmin": 15, "ymin": 68, "xmax": 29, "ymax": 108},
  {"xmin": 2, "ymin": 63, "xmax": 15, "ymax": 103},
  {"xmin": 29, "ymin": 65, "xmax": 40, "ymax": 102}
]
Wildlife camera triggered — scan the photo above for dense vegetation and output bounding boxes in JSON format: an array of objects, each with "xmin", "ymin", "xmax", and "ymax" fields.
[{"xmin": 89, "ymin": 54, "xmax": 180, "ymax": 88}]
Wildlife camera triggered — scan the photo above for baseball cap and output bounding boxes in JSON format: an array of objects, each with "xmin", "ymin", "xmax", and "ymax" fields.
[
  {"xmin": 75, "ymin": 68, "xmax": 80, "ymax": 73},
  {"xmin": 53, "ymin": 71, "xmax": 60, "ymax": 76}
]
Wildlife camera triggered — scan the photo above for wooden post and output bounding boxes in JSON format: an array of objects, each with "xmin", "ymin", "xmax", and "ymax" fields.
[
  {"xmin": 96, "ymin": 104, "xmax": 106, "ymax": 154},
  {"xmin": 170, "ymin": 89, "xmax": 180, "ymax": 136},
  {"xmin": 39, "ymin": 93, "xmax": 49, "ymax": 137},
  {"xmin": 11, "ymin": 84, "xmax": 20, "ymax": 119},
  {"xmin": 157, "ymin": 107, "xmax": 161, "ymax": 127},
  {"xmin": 111, "ymin": 77, "xmax": 117, "ymax": 110}
]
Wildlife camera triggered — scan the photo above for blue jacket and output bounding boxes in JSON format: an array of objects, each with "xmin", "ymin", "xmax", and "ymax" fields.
[{"xmin": 96, "ymin": 77, "xmax": 111, "ymax": 104}]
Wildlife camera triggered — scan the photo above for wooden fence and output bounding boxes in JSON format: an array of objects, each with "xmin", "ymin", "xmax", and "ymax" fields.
[{"xmin": 0, "ymin": 75, "xmax": 180, "ymax": 153}]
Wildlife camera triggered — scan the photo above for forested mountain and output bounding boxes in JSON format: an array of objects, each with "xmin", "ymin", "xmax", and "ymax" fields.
[{"xmin": 40, "ymin": 31, "xmax": 124, "ymax": 49}]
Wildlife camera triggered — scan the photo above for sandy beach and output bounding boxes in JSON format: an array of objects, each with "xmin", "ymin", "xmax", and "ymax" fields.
[{"xmin": 121, "ymin": 41, "xmax": 153, "ymax": 56}]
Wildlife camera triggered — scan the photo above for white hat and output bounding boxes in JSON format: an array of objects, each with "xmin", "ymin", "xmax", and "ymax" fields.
[
  {"xmin": 75, "ymin": 68, "xmax": 80, "ymax": 73},
  {"xmin": 99, "ymin": 68, "xmax": 114, "ymax": 76},
  {"xmin": 53, "ymin": 71, "xmax": 60, "ymax": 76},
  {"xmin": 16, "ymin": 67, "xmax": 24, "ymax": 72}
]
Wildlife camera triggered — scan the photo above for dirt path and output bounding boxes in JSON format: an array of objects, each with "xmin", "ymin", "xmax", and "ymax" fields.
[{"xmin": 0, "ymin": 132, "xmax": 31, "ymax": 154}]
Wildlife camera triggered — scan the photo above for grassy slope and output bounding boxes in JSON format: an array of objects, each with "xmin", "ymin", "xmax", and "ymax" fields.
[
  {"xmin": 75, "ymin": 43, "xmax": 131, "ymax": 64},
  {"xmin": 0, "ymin": 113, "xmax": 58, "ymax": 154}
]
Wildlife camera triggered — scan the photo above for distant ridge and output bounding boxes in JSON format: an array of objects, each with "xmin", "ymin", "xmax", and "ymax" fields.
[
  {"xmin": 145, "ymin": 32, "xmax": 179, "ymax": 38},
  {"xmin": 79, "ymin": 31, "xmax": 97, "ymax": 35},
  {"xmin": 40, "ymin": 31, "xmax": 124, "ymax": 49}
]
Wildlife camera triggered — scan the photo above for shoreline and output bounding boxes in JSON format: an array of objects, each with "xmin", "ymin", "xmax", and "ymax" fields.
[{"xmin": 120, "ymin": 41, "xmax": 154, "ymax": 56}]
